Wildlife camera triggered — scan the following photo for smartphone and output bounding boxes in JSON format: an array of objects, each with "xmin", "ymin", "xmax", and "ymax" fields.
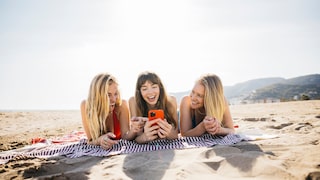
[{"xmin": 148, "ymin": 109, "xmax": 164, "ymax": 121}]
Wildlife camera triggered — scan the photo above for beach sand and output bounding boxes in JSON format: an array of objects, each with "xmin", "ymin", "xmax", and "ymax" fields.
[{"xmin": 0, "ymin": 100, "xmax": 319, "ymax": 179}]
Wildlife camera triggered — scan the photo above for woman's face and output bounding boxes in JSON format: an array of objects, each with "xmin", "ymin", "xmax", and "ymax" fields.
[
  {"xmin": 190, "ymin": 82, "xmax": 205, "ymax": 109},
  {"xmin": 107, "ymin": 82, "xmax": 118, "ymax": 112},
  {"xmin": 140, "ymin": 80, "xmax": 160, "ymax": 107}
]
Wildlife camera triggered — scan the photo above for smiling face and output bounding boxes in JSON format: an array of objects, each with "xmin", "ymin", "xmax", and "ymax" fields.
[
  {"xmin": 107, "ymin": 82, "xmax": 118, "ymax": 112},
  {"xmin": 190, "ymin": 82, "xmax": 205, "ymax": 109},
  {"xmin": 140, "ymin": 80, "xmax": 160, "ymax": 107}
]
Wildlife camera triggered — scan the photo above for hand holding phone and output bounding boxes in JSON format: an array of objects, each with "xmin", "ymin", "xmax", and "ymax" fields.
[{"xmin": 148, "ymin": 109, "xmax": 164, "ymax": 127}]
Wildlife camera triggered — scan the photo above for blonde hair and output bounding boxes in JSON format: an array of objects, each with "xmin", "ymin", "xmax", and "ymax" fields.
[
  {"xmin": 198, "ymin": 73, "xmax": 225, "ymax": 122},
  {"xmin": 85, "ymin": 73, "xmax": 121, "ymax": 141}
]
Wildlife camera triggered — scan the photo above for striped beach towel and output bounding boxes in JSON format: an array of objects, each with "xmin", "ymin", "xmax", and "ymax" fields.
[{"xmin": 0, "ymin": 133, "xmax": 245, "ymax": 164}]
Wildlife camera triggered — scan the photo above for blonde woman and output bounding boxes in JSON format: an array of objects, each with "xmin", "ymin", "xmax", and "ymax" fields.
[
  {"xmin": 179, "ymin": 73, "xmax": 235, "ymax": 137},
  {"xmin": 80, "ymin": 73, "xmax": 137, "ymax": 149}
]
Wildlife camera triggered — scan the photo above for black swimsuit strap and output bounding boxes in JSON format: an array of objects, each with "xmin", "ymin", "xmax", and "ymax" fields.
[{"xmin": 192, "ymin": 112, "xmax": 196, "ymax": 128}]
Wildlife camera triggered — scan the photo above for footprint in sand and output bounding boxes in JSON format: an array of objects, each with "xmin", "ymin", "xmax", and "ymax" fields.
[
  {"xmin": 306, "ymin": 171, "xmax": 320, "ymax": 180},
  {"xmin": 242, "ymin": 117, "xmax": 273, "ymax": 122},
  {"xmin": 295, "ymin": 122, "xmax": 313, "ymax": 131},
  {"xmin": 268, "ymin": 123, "xmax": 293, "ymax": 129}
]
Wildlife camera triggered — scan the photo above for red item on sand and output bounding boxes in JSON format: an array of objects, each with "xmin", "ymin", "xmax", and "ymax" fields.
[{"xmin": 31, "ymin": 137, "xmax": 46, "ymax": 144}]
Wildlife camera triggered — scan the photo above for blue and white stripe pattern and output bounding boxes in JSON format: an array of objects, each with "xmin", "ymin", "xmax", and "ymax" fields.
[{"xmin": 0, "ymin": 133, "xmax": 245, "ymax": 164}]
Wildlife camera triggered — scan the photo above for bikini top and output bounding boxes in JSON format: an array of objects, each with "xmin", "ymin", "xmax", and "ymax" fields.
[
  {"xmin": 112, "ymin": 109, "xmax": 121, "ymax": 140},
  {"xmin": 191, "ymin": 110, "xmax": 204, "ymax": 128},
  {"xmin": 192, "ymin": 113, "xmax": 197, "ymax": 128}
]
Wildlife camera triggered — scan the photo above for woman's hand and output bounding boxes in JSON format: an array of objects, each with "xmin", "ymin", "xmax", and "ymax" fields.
[
  {"xmin": 157, "ymin": 119, "xmax": 173, "ymax": 138},
  {"xmin": 143, "ymin": 119, "xmax": 160, "ymax": 142},
  {"xmin": 99, "ymin": 132, "xmax": 119, "ymax": 150},
  {"xmin": 130, "ymin": 116, "xmax": 147, "ymax": 134},
  {"xmin": 203, "ymin": 116, "xmax": 221, "ymax": 135}
]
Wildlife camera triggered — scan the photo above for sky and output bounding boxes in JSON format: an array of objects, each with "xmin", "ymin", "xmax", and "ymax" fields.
[{"xmin": 0, "ymin": 0, "xmax": 319, "ymax": 110}]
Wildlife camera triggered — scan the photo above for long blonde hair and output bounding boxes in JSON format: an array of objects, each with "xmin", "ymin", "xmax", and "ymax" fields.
[
  {"xmin": 85, "ymin": 73, "xmax": 121, "ymax": 141},
  {"xmin": 198, "ymin": 73, "xmax": 225, "ymax": 122}
]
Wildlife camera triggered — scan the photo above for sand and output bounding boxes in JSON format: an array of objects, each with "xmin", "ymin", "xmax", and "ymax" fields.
[{"xmin": 0, "ymin": 100, "xmax": 320, "ymax": 180}]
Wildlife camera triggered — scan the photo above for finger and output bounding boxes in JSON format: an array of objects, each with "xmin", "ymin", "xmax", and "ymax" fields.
[
  {"xmin": 204, "ymin": 116, "xmax": 213, "ymax": 121},
  {"xmin": 131, "ymin": 116, "xmax": 138, "ymax": 121},
  {"xmin": 107, "ymin": 132, "xmax": 116, "ymax": 139},
  {"xmin": 204, "ymin": 123, "xmax": 211, "ymax": 131},
  {"xmin": 132, "ymin": 123, "xmax": 139, "ymax": 130},
  {"xmin": 105, "ymin": 142, "xmax": 110, "ymax": 149},
  {"xmin": 131, "ymin": 121, "xmax": 139, "ymax": 127},
  {"xmin": 147, "ymin": 120, "xmax": 159, "ymax": 128},
  {"xmin": 150, "ymin": 134, "xmax": 159, "ymax": 140},
  {"xmin": 145, "ymin": 120, "xmax": 152, "ymax": 127},
  {"xmin": 158, "ymin": 119, "xmax": 170, "ymax": 128},
  {"xmin": 159, "ymin": 123, "xmax": 171, "ymax": 133},
  {"xmin": 103, "ymin": 137, "xmax": 111, "ymax": 147},
  {"xmin": 101, "ymin": 140, "xmax": 109, "ymax": 149},
  {"xmin": 158, "ymin": 128, "xmax": 168, "ymax": 137},
  {"xmin": 106, "ymin": 140, "xmax": 118, "ymax": 149},
  {"xmin": 158, "ymin": 131, "xmax": 166, "ymax": 138},
  {"xmin": 110, "ymin": 140, "xmax": 119, "ymax": 146},
  {"xmin": 151, "ymin": 129, "xmax": 159, "ymax": 136},
  {"xmin": 142, "ymin": 117, "xmax": 148, "ymax": 122},
  {"xmin": 210, "ymin": 125, "xmax": 220, "ymax": 134},
  {"xmin": 144, "ymin": 132, "xmax": 155, "ymax": 141}
]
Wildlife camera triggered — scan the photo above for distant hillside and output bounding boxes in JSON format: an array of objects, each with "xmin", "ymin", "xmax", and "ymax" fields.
[
  {"xmin": 283, "ymin": 74, "xmax": 320, "ymax": 85},
  {"xmin": 245, "ymin": 84, "xmax": 320, "ymax": 100},
  {"xmin": 245, "ymin": 74, "xmax": 320, "ymax": 102},
  {"xmin": 224, "ymin": 77, "xmax": 285, "ymax": 99},
  {"xmin": 170, "ymin": 74, "xmax": 320, "ymax": 105}
]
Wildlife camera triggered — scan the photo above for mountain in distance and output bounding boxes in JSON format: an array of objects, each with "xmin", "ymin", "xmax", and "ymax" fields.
[
  {"xmin": 170, "ymin": 74, "xmax": 320, "ymax": 105},
  {"xmin": 224, "ymin": 77, "xmax": 286, "ymax": 99},
  {"xmin": 242, "ymin": 74, "xmax": 320, "ymax": 103}
]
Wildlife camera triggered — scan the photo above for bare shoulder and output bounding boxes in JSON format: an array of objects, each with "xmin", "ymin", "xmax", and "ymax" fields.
[
  {"xmin": 121, "ymin": 99, "xmax": 128, "ymax": 104},
  {"xmin": 179, "ymin": 95, "xmax": 191, "ymax": 109},
  {"xmin": 128, "ymin": 96, "xmax": 137, "ymax": 116},
  {"xmin": 120, "ymin": 99, "xmax": 129, "ymax": 107},
  {"xmin": 118, "ymin": 99, "xmax": 129, "ymax": 114},
  {"xmin": 168, "ymin": 95, "xmax": 177, "ymax": 103},
  {"xmin": 80, "ymin": 100, "xmax": 86, "ymax": 110},
  {"xmin": 128, "ymin": 96, "xmax": 135, "ymax": 106},
  {"xmin": 180, "ymin": 95, "xmax": 190, "ymax": 103}
]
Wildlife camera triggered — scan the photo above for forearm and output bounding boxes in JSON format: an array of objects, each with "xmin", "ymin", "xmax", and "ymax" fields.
[
  {"xmin": 217, "ymin": 127, "xmax": 235, "ymax": 135},
  {"xmin": 181, "ymin": 122, "xmax": 207, "ymax": 137},
  {"xmin": 134, "ymin": 133, "xmax": 148, "ymax": 144},
  {"xmin": 166, "ymin": 128, "xmax": 179, "ymax": 140},
  {"xmin": 122, "ymin": 130, "xmax": 138, "ymax": 141},
  {"xmin": 88, "ymin": 136, "xmax": 102, "ymax": 146}
]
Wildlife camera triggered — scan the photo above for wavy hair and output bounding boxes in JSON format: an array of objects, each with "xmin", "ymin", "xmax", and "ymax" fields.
[
  {"xmin": 85, "ymin": 73, "xmax": 122, "ymax": 141},
  {"xmin": 198, "ymin": 73, "xmax": 225, "ymax": 122},
  {"xmin": 134, "ymin": 71, "xmax": 177, "ymax": 128}
]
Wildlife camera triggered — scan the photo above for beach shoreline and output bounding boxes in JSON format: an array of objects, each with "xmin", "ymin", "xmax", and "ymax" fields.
[{"xmin": 0, "ymin": 100, "xmax": 319, "ymax": 179}]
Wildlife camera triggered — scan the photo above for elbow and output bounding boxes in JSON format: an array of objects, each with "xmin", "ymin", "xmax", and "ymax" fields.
[{"xmin": 229, "ymin": 128, "xmax": 236, "ymax": 134}]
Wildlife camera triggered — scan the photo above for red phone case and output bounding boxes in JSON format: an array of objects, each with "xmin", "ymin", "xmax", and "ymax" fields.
[{"xmin": 148, "ymin": 109, "xmax": 164, "ymax": 121}]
